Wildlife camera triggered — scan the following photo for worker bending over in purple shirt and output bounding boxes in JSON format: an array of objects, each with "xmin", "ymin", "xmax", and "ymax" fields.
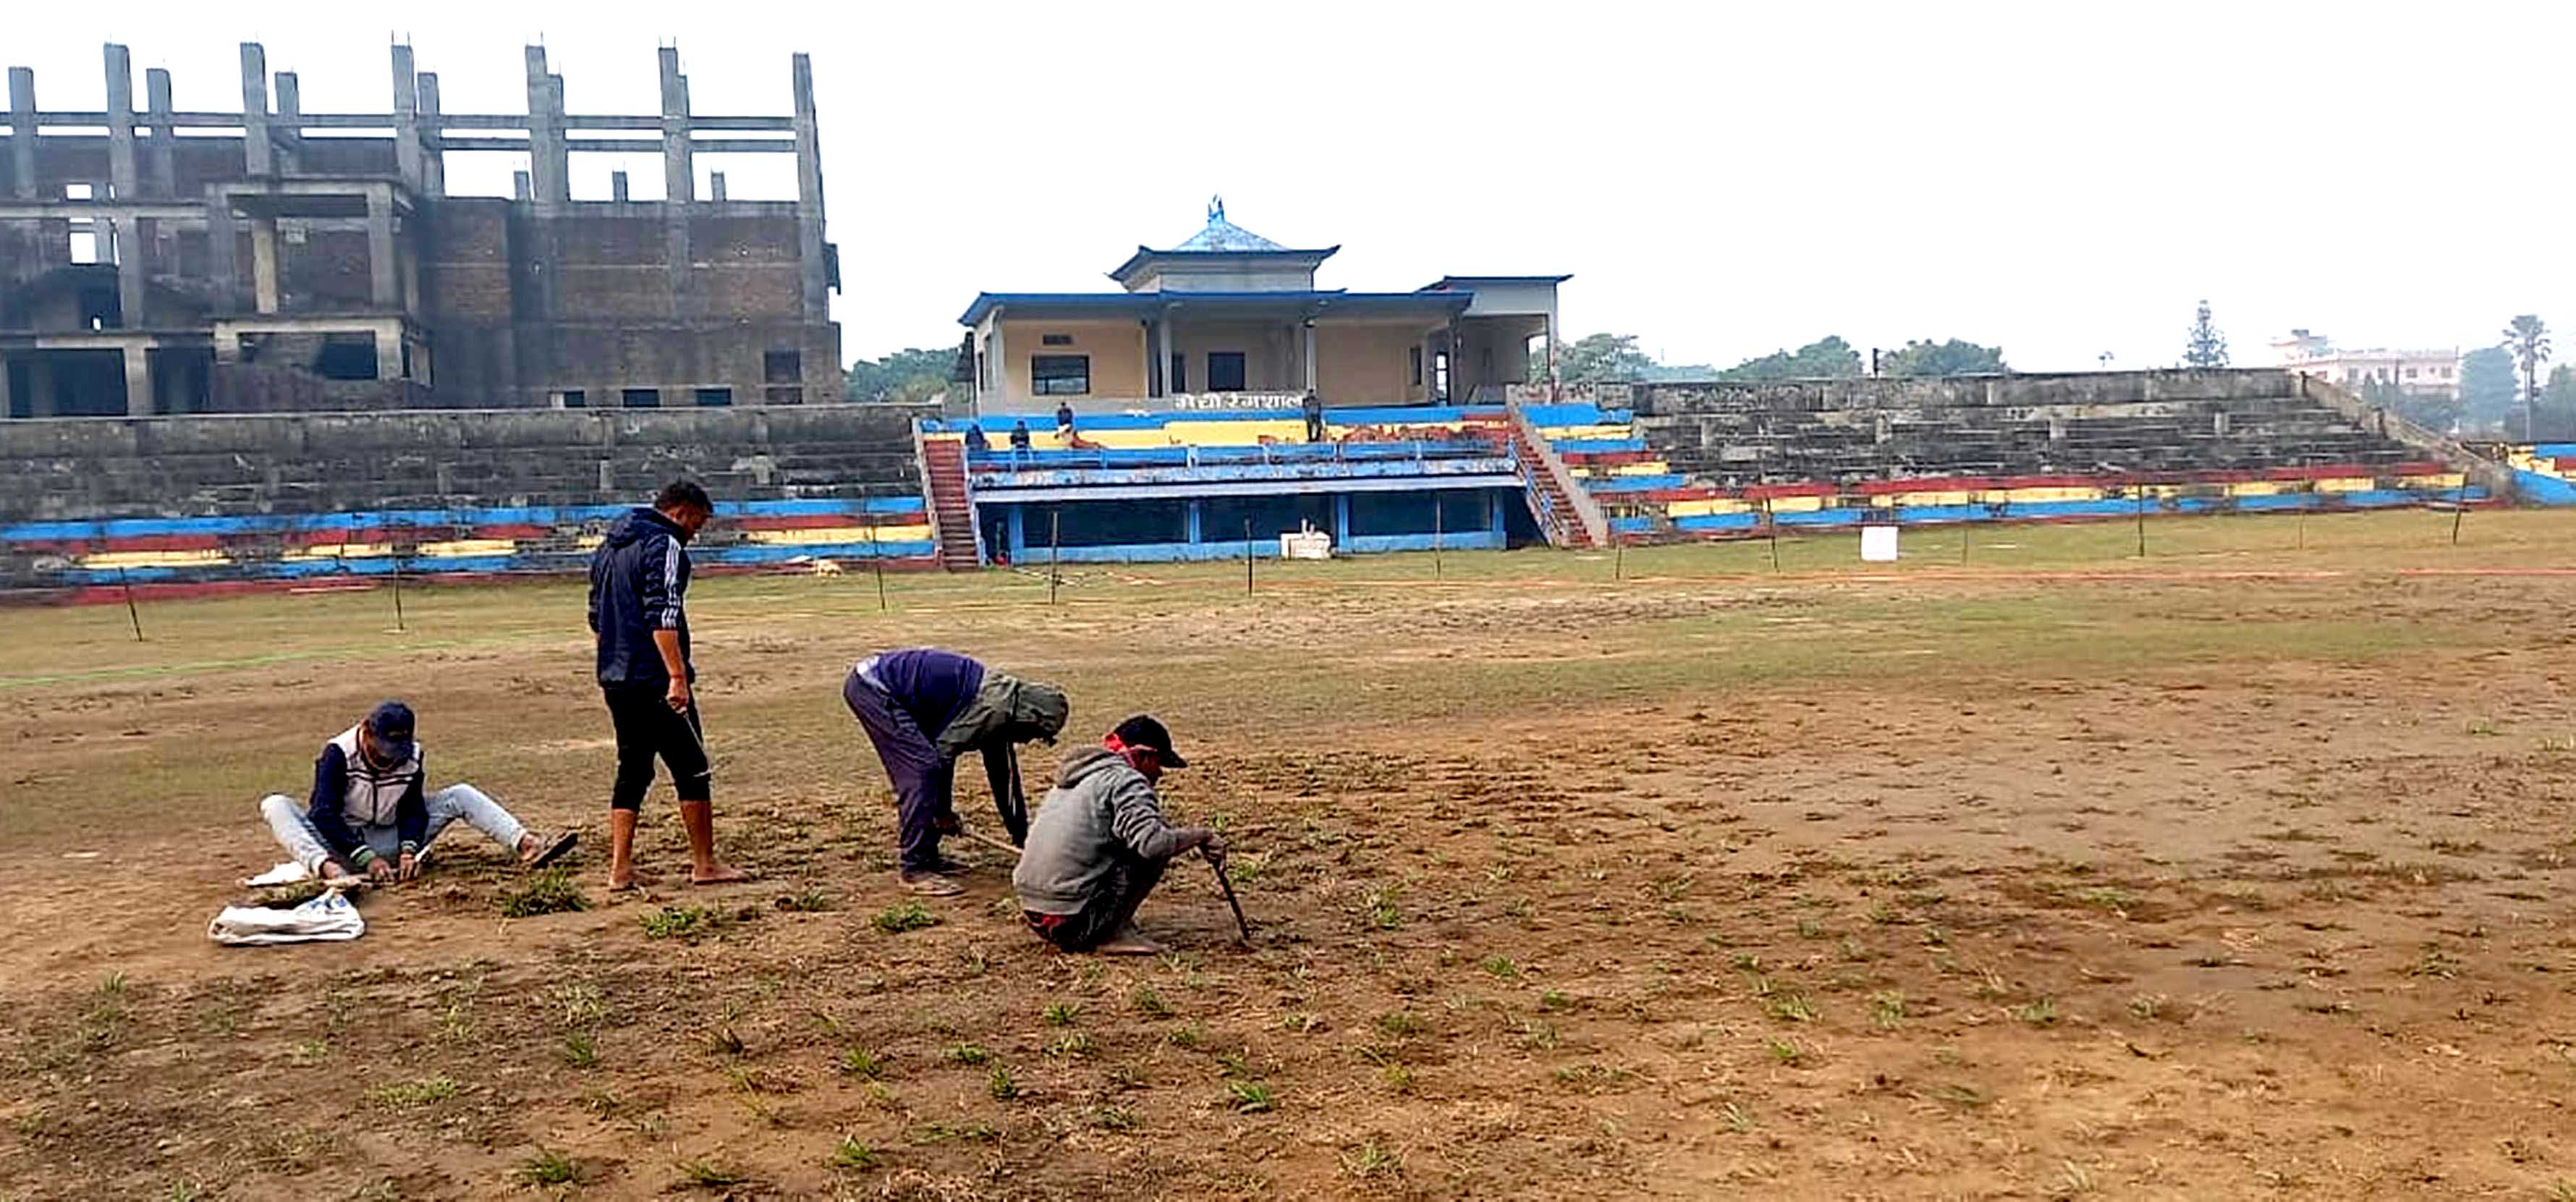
[{"xmin": 842, "ymin": 648, "xmax": 1069, "ymax": 896}]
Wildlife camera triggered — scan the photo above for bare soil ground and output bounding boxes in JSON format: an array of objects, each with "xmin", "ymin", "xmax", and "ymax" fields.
[{"xmin": 3, "ymin": 511, "xmax": 2574, "ymax": 1201}]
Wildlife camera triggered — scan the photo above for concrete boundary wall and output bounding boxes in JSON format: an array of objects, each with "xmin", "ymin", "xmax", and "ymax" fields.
[{"xmin": 0, "ymin": 402, "xmax": 937, "ymax": 591}]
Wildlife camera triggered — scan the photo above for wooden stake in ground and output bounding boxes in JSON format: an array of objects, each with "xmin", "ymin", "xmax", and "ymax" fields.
[
  {"xmin": 1244, "ymin": 517, "xmax": 1255, "ymax": 596},
  {"xmin": 1206, "ymin": 849, "xmax": 1253, "ymax": 945},
  {"xmin": 116, "ymin": 566, "xmax": 144, "ymax": 641},
  {"xmin": 1048, "ymin": 509, "xmax": 1062, "ymax": 605}
]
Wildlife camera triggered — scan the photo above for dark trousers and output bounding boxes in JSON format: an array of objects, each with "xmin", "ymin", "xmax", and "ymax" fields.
[
  {"xmin": 1305, "ymin": 411, "xmax": 1325, "ymax": 441},
  {"xmin": 603, "ymin": 684, "xmax": 711, "ymax": 810},
  {"xmin": 1025, "ymin": 851, "xmax": 1166, "ymax": 951},
  {"xmin": 843, "ymin": 668, "xmax": 952, "ymax": 873}
]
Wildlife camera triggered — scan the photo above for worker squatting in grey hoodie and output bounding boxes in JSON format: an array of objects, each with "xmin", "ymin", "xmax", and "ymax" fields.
[{"xmin": 1012, "ymin": 746, "xmax": 1188, "ymax": 915}]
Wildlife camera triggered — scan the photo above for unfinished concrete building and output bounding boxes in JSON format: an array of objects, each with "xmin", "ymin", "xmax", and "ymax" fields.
[{"xmin": 0, "ymin": 41, "xmax": 840, "ymax": 417}]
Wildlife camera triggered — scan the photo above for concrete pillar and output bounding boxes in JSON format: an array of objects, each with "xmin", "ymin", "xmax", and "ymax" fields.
[
  {"xmin": 988, "ymin": 323, "xmax": 1007, "ymax": 409},
  {"xmin": 658, "ymin": 48, "xmax": 692, "ymax": 202},
  {"xmin": 1139, "ymin": 322, "xmax": 1155, "ymax": 399},
  {"xmin": 104, "ymin": 44, "xmax": 140, "ymax": 198},
  {"xmin": 610, "ymin": 171, "xmax": 629, "ymax": 202},
  {"xmin": 789, "ymin": 53, "xmax": 828, "ymax": 321},
  {"xmin": 658, "ymin": 48, "xmax": 692, "ymax": 321},
  {"xmin": 250, "ymin": 219, "xmax": 280, "ymax": 313},
  {"xmin": 522, "ymin": 48, "xmax": 567, "ymax": 203},
  {"xmin": 1546, "ymin": 303, "xmax": 1561, "ymax": 394},
  {"xmin": 105, "ymin": 44, "xmax": 148, "ymax": 326},
  {"xmin": 8, "ymin": 68, "xmax": 35, "ymax": 199},
  {"xmin": 415, "ymin": 72, "xmax": 445, "ymax": 196},
  {"xmin": 1007, "ymin": 506, "xmax": 1025, "ymax": 561},
  {"xmin": 145, "ymin": 69, "xmax": 176, "ymax": 197},
  {"xmin": 239, "ymin": 44, "xmax": 272, "ymax": 177},
  {"xmin": 122, "ymin": 344, "xmax": 153, "ymax": 416},
  {"xmin": 272, "ymin": 72, "xmax": 302, "ymax": 174},
  {"xmin": 1332, "ymin": 494, "xmax": 1350, "ymax": 545},
  {"xmin": 708, "ymin": 172, "xmax": 726, "ymax": 201},
  {"xmin": 1301, "ymin": 319, "xmax": 1318, "ymax": 395},
  {"xmin": 0, "ymin": 354, "xmax": 12, "ymax": 418},
  {"xmin": 207, "ymin": 200, "xmax": 240, "ymax": 313},
  {"xmin": 373, "ymin": 323, "xmax": 402, "ymax": 381},
  {"xmin": 113, "ymin": 218, "xmax": 148, "ymax": 329},
  {"xmin": 390, "ymin": 46, "xmax": 422, "ymax": 192},
  {"xmin": 1156, "ymin": 316, "xmax": 1175, "ymax": 398},
  {"xmin": 365, "ymin": 189, "xmax": 398, "ymax": 307},
  {"xmin": 1185, "ymin": 499, "xmax": 1202, "ymax": 544},
  {"xmin": 512, "ymin": 171, "xmax": 531, "ymax": 201}
]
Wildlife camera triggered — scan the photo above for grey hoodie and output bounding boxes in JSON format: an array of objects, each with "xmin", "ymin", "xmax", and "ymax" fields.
[{"xmin": 1012, "ymin": 747, "xmax": 1186, "ymax": 915}]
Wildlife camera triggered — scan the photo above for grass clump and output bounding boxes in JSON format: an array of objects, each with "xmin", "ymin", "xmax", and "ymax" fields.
[
  {"xmin": 1227, "ymin": 1080, "xmax": 1276, "ymax": 1113},
  {"xmin": 365, "ymin": 1076, "xmax": 458, "ymax": 1108},
  {"xmin": 831, "ymin": 1135, "xmax": 878, "ymax": 1171},
  {"xmin": 516, "ymin": 1148, "xmax": 578, "ymax": 1185},
  {"xmin": 640, "ymin": 905, "xmax": 717, "ymax": 941},
  {"xmin": 872, "ymin": 901, "xmax": 939, "ymax": 934},
  {"xmin": 499, "ymin": 868, "xmax": 589, "ymax": 918}
]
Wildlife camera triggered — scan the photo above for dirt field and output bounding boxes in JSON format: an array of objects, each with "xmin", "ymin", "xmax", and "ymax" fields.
[{"xmin": 4, "ymin": 509, "xmax": 2574, "ymax": 1201}]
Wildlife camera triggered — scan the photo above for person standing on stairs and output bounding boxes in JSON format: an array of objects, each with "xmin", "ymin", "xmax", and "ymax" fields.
[{"xmin": 588, "ymin": 479, "xmax": 750, "ymax": 891}]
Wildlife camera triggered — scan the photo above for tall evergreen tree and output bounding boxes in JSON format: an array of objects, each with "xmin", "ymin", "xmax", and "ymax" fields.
[{"xmin": 2182, "ymin": 300, "xmax": 2229, "ymax": 368}]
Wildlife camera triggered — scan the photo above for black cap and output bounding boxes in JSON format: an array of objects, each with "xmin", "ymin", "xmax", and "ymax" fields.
[
  {"xmin": 364, "ymin": 701, "xmax": 417, "ymax": 763},
  {"xmin": 1110, "ymin": 714, "xmax": 1186, "ymax": 769}
]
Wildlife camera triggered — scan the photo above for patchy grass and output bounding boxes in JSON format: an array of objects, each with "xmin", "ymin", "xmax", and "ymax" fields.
[
  {"xmin": 640, "ymin": 904, "xmax": 719, "ymax": 941},
  {"xmin": 365, "ymin": 1076, "xmax": 458, "ymax": 1108},
  {"xmin": 872, "ymin": 901, "xmax": 940, "ymax": 934},
  {"xmin": 516, "ymin": 1148, "xmax": 578, "ymax": 1186},
  {"xmin": 674, "ymin": 1158, "xmax": 750, "ymax": 1189},
  {"xmin": 498, "ymin": 868, "xmax": 589, "ymax": 918},
  {"xmin": 1228, "ymin": 1080, "xmax": 1277, "ymax": 1113},
  {"xmin": 831, "ymin": 1135, "xmax": 878, "ymax": 1172},
  {"xmin": 839, "ymin": 1046, "xmax": 886, "ymax": 1078}
]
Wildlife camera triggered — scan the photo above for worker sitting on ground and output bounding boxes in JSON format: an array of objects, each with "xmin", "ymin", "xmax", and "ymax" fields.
[
  {"xmin": 258, "ymin": 701, "xmax": 575, "ymax": 884},
  {"xmin": 1013, "ymin": 715, "xmax": 1223, "ymax": 955},
  {"xmin": 842, "ymin": 648, "xmax": 1069, "ymax": 896}
]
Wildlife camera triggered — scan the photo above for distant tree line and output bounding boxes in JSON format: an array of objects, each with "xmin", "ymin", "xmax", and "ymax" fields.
[{"xmin": 1547, "ymin": 332, "xmax": 2007, "ymax": 384}]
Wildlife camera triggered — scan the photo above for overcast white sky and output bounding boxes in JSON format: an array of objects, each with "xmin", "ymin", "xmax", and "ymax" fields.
[{"xmin": 12, "ymin": 0, "xmax": 2571, "ymax": 372}]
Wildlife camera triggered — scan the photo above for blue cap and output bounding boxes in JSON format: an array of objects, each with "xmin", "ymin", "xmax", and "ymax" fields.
[{"xmin": 364, "ymin": 701, "xmax": 417, "ymax": 763}]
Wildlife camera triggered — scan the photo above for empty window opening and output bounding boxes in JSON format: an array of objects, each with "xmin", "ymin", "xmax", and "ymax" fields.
[
  {"xmin": 763, "ymin": 350, "xmax": 802, "ymax": 384},
  {"xmin": 558, "ymin": 389, "xmax": 588, "ymax": 409},
  {"xmin": 312, "ymin": 337, "xmax": 381, "ymax": 381},
  {"xmin": 1031, "ymin": 355, "xmax": 1090, "ymax": 397},
  {"xmin": 622, "ymin": 387, "xmax": 661, "ymax": 408},
  {"xmin": 1408, "ymin": 345, "xmax": 1423, "ymax": 387},
  {"xmin": 1207, "ymin": 352, "xmax": 1246, "ymax": 393},
  {"xmin": 1041, "ymin": 334, "xmax": 1073, "ymax": 347},
  {"xmin": 64, "ymin": 183, "xmax": 94, "ymax": 200},
  {"xmin": 70, "ymin": 231, "xmax": 101, "ymax": 264},
  {"xmin": 694, "ymin": 387, "xmax": 733, "ymax": 407}
]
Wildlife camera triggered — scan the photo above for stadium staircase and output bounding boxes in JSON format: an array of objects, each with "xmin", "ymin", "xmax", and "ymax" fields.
[
  {"xmin": 1502, "ymin": 401, "xmax": 1608, "ymax": 549},
  {"xmin": 915, "ymin": 432, "xmax": 983, "ymax": 571}
]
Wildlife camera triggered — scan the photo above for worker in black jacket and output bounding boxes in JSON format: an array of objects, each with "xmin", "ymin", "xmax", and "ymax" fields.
[{"xmin": 588, "ymin": 479, "xmax": 748, "ymax": 890}]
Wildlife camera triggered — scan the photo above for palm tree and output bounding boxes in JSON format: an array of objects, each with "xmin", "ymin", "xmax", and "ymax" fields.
[{"xmin": 2501, "ymin": 314, "xmax": 2552, "ymax": 441}]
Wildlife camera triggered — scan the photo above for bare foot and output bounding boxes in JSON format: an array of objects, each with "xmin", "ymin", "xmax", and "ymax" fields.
[
  {"xmin": 690, "ymin": 863, "xmax": 752, "ymax": 886},
  {"xmin": 1096, "ymin": 926, "xmax": 1164, "ymax": 955},
  {"xmin": 607, "ymin": 869, "xmax": 637, "ymax": 892}
]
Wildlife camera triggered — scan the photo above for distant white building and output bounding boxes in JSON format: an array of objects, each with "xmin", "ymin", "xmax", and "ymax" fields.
[{"xmin": 2272, "ymin": 329, "xmax": 2458, "ymax": 399}]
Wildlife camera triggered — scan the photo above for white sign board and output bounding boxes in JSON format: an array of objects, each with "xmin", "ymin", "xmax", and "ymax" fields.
[{"xmin": 1860, "ymin": 525, "xmax": 1899, "ymax": 562}]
